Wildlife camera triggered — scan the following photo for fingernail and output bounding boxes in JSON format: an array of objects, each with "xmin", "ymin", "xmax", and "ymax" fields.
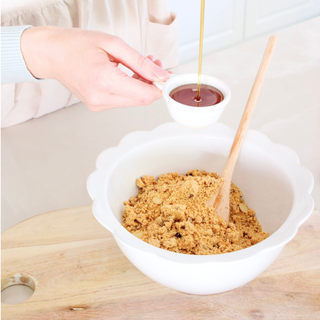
[{"xmin": 154, "ymin": 68, "xmax": 168, "ymax": 80}]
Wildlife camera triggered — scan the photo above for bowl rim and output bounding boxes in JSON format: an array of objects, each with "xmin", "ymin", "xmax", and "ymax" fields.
[{"xmin": 87, "ymin": 122, "xmax": 314, "ymax": 264}]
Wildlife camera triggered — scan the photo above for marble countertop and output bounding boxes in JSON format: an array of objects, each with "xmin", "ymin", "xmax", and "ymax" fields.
[{"xmin": 2, "ymin": 17, "xmax": 319, "ymax": 232}]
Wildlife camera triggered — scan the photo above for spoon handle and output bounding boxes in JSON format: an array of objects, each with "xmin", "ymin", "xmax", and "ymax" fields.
[
  {"xmin": 221, "ymin": 36, "xmax": 277, "ymax": 181},
  {"xmin": 207, "ymin": 36, "xmax": 277, "ymax": 222}
]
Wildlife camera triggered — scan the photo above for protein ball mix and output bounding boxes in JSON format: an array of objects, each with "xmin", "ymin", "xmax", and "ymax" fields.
[{"xmin": 122, "ymin": 170, "xmax": 269, "ymax": 255}]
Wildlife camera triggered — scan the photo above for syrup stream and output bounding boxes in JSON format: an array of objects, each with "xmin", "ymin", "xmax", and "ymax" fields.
[{"xmin": 196, "ymin": 0, "xmax": 206, "ymax": 107}]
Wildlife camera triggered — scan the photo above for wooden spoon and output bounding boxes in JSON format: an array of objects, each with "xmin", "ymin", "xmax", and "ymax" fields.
[{"xmin": 206, "ymin": 36, "xmax": 278, "ymax": 222}]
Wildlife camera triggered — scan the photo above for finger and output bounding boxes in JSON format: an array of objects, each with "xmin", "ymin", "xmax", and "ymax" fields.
[
  {"xmin": 84, "ymin": 92, "xmax": 157, "ymax": 112},
  {"xmin": 132, "ymin": 57, "xmax": 163, "ymax": 83},
  {"xmin": 153, "ymin": 59, "xmax": 164, "ymax": 69},
  {"xmin": 147, "ymin": 55, "xmax": 156, "ymax": 62},
  {"xmin": 116, "ymin": 78, "xmax": 162, "ymax": 103},
  {"xmin": 102, "ymin": 37, "xmax": 169, "ymax": 82},
  {"xmin": 132, "ymin": 73, "xmax": 152, "ymax": 84},
  {"xmin": 108, "ymin": 68, "xmax": 163, "ymax": 103}
]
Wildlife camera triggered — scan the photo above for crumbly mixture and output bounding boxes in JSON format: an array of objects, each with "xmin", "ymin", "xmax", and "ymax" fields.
[{"xmin": 122, "ymin": 170, "xmax": 269, "ymax": 255}]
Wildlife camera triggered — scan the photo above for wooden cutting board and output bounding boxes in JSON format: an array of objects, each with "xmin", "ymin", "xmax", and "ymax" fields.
[{"xmin": 2, "ymin": 206, "xmax": 320, "ymax": 320}]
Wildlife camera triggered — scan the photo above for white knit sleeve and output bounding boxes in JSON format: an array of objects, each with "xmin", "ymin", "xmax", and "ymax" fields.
[{"xmin": 1, "ymin": 26, "xmax": 41, "ymax": 84}]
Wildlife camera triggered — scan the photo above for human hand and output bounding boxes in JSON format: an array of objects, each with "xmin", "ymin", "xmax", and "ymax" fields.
[{"xmin": 20, "ymin": 26, "xmax": 169, "ymax": 111}]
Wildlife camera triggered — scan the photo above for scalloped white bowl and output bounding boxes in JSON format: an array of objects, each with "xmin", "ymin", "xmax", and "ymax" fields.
[{"xmin": 87, "ymin": 122, "xmax": 314, "ymax": 295}]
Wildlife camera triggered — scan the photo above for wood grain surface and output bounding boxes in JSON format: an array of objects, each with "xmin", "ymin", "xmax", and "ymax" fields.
[{"xmin": 2, "ymin": 206, "xmax": 320, "ymax": 320}]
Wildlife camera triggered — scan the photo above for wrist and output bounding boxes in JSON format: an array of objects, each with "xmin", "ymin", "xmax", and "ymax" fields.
[{"xmin": 20, "ymin": 26, "xmax": 61, "ymax": 79}]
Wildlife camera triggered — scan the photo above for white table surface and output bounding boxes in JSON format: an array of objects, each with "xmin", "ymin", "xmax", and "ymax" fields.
[{"xmin": 2, "ymin": 17, "xmax": 319, "ymax": 233}]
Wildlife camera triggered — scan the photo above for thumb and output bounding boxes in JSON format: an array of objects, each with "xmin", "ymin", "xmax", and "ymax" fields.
[{"xmin": 104, "ymin": 36, "xmax": 169, "ymax": 82}]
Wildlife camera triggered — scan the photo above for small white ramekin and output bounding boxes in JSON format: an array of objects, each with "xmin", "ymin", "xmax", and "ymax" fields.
[
  {"xmin": 153, "ymin": 74, "xmax": 231, "ymax": 128},
  {"xmin": 87, "ymin": 122, "xmax": 314, "ymax": 295}
]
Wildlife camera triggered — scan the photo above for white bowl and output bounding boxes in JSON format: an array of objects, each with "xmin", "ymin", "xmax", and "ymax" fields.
[
  {"xmin": 87, "ymin": 122, "xmax": 314, "ymax": 295},
  {"xmin": 153, "ymin": 74, "xmax": 231, "ymax": 128}
]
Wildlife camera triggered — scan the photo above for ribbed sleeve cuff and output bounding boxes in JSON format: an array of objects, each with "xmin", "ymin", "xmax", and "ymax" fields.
[{"xmin": 1, "ymin": 26, "xmax": 41, "ymax": 84}]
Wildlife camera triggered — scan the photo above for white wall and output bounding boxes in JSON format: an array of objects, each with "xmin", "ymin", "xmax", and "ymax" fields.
[{"xmin": 168, "ymin": 0, "xmax": 320, "ymax": 63}]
